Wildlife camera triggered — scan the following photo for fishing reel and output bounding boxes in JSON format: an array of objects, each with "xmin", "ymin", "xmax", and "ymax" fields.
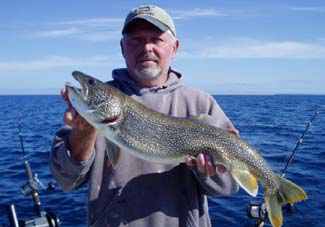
[
  {"xmin": 247, "ymin": 201, "xmax": 296, "ymax": 227},
  {"xmin": 7, "ymin": 174, "xmax": 59, "ymax": 227},
  {"xmin": 23, "ymin": 210, "xmax": 60, "ymax": 227},
  {"xmin": 7, "ymin": 204, "xmax": 60, "ymax": 227},
  {"xmin": 247, "ymin": 201, "xmax": 266, "ymax": 222},
  {"xmin": 15, "ymin": 175, "xmax": 59, "ymax": 227}
]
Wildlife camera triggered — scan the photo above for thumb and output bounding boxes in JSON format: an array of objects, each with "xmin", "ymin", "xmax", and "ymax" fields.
[{"xmin": 61, "ymin": 87, "xmax": 71, "ymax": 106}]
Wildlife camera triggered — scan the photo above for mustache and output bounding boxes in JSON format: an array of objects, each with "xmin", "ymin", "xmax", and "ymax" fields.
[{"xmin": 136, "ymin": 53, "xmax": 159, "ymax": 62}]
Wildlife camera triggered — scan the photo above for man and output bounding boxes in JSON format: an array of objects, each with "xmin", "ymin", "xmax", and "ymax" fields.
[{"xmin": 50, "ymin": 5, "xmax": 239, "ymax": 227}]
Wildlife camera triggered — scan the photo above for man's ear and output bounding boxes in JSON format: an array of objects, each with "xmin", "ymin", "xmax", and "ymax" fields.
[
  {"xmin": 120, "ymin": 39, "xmax": 125, "ymax": 58},
  {"xmin": 171, "ymin": 40, "xmax": 179, "ymax": 59}
]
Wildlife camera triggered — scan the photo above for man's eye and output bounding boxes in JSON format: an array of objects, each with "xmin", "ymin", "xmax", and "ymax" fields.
[
  {"xmin": 129, "ymin": 38, "xmax": 141, "ymax": 45},
  {"xmin": 152, "ymin": 38, "xmax": 163, "ymax": 44}
]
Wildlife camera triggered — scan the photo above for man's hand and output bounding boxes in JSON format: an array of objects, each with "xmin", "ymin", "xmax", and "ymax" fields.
[
  {"xmin": 185, "ymin": 154, "xmax": 226, "ymax": 176},
  {"xmin": 62, "ymin": 88, "xmax": 96, "ymax": 132},
  {"xmin": 185, "ymin": 128, "xmax": 238, "ymax": 176},
  {"xmin": 62, "ymin": 88, "xmax": 97, "ymax": 161}
]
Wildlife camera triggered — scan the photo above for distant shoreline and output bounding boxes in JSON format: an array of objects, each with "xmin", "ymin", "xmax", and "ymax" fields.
[{"xmin": 1, "ymin": 93, "xmax": 324, "ymax": 96}]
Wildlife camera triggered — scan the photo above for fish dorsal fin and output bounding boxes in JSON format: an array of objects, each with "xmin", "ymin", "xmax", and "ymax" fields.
[
  {"xmin": 231, "ymin": 168, "xmax": 258, "ymax": 197},
  {"xmin": 189, "ymin": 114, "xmax": 217, "ymax": 126},
  {"xmin": 105, "ymin": 139, "xmax": 121, "ymax": 168}
]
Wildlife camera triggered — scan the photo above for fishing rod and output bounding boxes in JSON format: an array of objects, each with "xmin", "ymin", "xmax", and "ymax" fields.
[
  {"xmin": 18, "ymin": 116, "xmax": 44, "ymax": 218},
  {"xmin": 247, "ymin": 105, "xmax": 323, "ymax": 227},
  {"xmin": 280, "ymin": 106, "xmax": 323, "ymax": 177},
  {"xmin": 5, "ymin": 115, "xmax": 60, "ymax": 227}
]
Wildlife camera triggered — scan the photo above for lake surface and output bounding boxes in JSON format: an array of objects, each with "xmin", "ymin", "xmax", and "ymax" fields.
[{"xmin": 0, "ymin": 95, "xmax": 324, "ymax": 226}]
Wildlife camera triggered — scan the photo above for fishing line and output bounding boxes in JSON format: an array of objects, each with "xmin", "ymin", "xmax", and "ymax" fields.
[
  {"xmin": 18, "ymin": 114, "xmax": 27, "ymax": 159},
  {"xmin": 281, "ymin": 105, "xmax": 324, "ymax": 178}
]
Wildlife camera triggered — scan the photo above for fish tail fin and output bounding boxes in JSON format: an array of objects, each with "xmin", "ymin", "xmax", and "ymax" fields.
[
  {"xmin": 264, "ymin": 175, "xmax": 307, "ymax": 227},
  {"xmin": 277, "ymin": 175, "xmax": 308, "ymax": 203}
]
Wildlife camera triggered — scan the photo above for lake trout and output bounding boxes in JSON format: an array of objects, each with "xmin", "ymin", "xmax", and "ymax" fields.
[{"xmin": 66, "ymin": 71, "xmax": 307, "ymax": 227}]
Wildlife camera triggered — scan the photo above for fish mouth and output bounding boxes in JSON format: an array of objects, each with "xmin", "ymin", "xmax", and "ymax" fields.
[
  {"xmin": 66, "ymin": 71, "xmax": 90, "ymax": 101},
  {"xmin": 65, "ymin": 82, "xmax": 84, "ymax": 99},
  {"xmin": 66, "ymin": 76, "xmax": 96, "ymax": 115},
  {"xmin": 73, "ymin": 71, "xmax": 89, "ymax": 101}
]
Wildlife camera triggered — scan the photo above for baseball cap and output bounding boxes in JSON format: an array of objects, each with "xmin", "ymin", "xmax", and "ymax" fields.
[{"xmin": 122, "ymin": 5, "xmax": 176, "ymax": 37}]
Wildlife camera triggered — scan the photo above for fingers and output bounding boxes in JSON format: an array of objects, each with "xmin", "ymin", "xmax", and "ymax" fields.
[
  {"xmin": 229, "ymin": 128, "xmax": 240, "ymax": 136},
  {"xmin": 61, "ymin": 87, "xmax": 95, "ymax": 133},
  {"xmin": 61, "ymin": 88, "xmax": 70, "ymax": 105},
  {"xmin": 216, "ymin": 164, "xmax": 226, "ymax": 174},
  {"xmin": 185, "ymin": 156, "xmax": 197, "ymax": 167},
  {"xmin": 65, "ymin": 109, "xmax": 95, "ymax": 132},
  {"xmin": 197, "ymin": 154, "xmax": 206, "ymax": 173},
  {"xmin": 62, "ymin": 87, "xmax": 77, "ymax": 126},
  {"xmin": 200, "ymin": 154, "xmax": 216, "ymax": 176},
  {"xmin": 185, "ymin": 154, "xmax": 226, "ymax": 176},
  {"xmin": 64, "ymin": 105, "xmax": 75, "ymax": 125}
]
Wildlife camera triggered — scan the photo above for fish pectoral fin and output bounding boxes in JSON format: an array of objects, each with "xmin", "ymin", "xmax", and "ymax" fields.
[
  {"xmin": 105, "ymin": 139, "xmax": 121, "ymax": 168},
  {"xmin": 231, "ymin": 168, "xmax": 258, "ymax": 197}
]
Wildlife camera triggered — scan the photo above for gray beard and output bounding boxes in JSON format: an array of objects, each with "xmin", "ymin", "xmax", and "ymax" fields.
[{"xmin": 134, "ymin": 67, "xmax": 162, "ymax": 81}]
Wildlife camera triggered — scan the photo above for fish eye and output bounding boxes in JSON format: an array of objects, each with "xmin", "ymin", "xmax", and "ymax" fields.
[{"xmin": 88, "ymin": 79, "xmax": 96, "ymax": 86}]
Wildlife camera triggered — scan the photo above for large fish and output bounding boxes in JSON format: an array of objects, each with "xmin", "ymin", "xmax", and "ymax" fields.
[{"xmin": 66, "ymin": 71, "xmax": 307, "ymax": 227}]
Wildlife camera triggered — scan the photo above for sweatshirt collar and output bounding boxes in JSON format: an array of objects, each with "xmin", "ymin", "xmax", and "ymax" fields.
[{"xmin": 112, "ymin": 68, "xmax": 183, "ymax": 94}]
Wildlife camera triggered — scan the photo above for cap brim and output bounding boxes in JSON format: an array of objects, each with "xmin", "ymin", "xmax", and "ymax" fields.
[{"xmin": 122, "ymin": 15, "xmax": 169, "ymax": 34}]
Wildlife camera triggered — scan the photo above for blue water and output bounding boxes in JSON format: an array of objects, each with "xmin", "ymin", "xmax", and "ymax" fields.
[{"xmin": 0, "ymin": 95, "xmax": 324, "ymax": 227}]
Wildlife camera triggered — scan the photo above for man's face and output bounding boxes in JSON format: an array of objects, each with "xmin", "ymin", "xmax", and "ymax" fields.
[{"xmin": 121, "ymin": 20, "xmax": 178, "ymax": 84}]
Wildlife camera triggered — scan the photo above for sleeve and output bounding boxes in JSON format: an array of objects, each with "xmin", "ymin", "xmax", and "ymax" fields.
[
  {"xmin": 207, "ymin": 95, "xmax": 237, "ymax": 132},
  {"xmin": 191, "ymin": 94, "xmax": 239, "ymax": 195},
  {"xmin": 49, "ymin": 126, "xmax": 95, "ymax": 192},
  {"xmin": 192, "ymin": 168, "xmax": 239, "ymax": 195}
]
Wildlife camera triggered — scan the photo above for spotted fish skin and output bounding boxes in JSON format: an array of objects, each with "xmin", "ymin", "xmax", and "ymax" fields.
[{"xmin": 66, "ymin": 71, "xmax": 307, "ymax": 227}]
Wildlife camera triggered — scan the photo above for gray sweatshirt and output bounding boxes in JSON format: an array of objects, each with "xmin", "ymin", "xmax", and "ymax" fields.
[{"xmin": 50, "ymin": 68, "xmax": 239, "ymax": 227}]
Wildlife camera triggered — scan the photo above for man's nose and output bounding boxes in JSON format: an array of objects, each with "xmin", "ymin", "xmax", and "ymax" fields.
[{"xmin": 143, "ymin": 41, "xmax": 154, "ymax": 52}]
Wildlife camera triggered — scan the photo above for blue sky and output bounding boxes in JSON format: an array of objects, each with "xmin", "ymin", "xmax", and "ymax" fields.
[{"xmin": 1, "ymin": 0, "xmax": 324, "ymax": 95}]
